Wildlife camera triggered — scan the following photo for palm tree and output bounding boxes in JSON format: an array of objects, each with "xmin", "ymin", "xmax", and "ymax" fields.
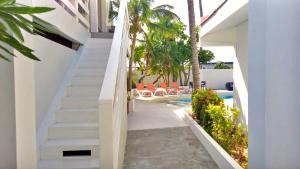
[
  {"xmin": 0, "ymin": 0, "xmax": 59, "ymax": 61},
  {"xmin": 109, "ymin": 0, "xmax": 120, "ymax": 22},
  {"xmin": 187, "ymin": 0, "xmax": 201, "ymax": 90},
  {"xmin": 199, "ymin": 0, "xmax": 203, "ymax": 18},
  {"xmin": 127, "ymin": 0, "xmax": 178, "ymax": 92}
]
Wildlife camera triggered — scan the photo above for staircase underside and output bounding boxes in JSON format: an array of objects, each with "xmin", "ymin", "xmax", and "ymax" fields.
[{"xmin": 38, "ymin": 38, "xmax": 112, "ymax": 169}]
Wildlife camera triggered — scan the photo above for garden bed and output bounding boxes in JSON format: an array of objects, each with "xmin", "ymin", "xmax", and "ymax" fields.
[
  {"xmin": 188, "ymin": 89, "xmax": 248, "ymax": 168},
  {"xmin": 181, "ymin": 109, "xmax": 244, "ymax": 169}
]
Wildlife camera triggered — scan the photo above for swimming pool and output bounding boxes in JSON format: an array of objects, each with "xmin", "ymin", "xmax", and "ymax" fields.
[{"xmin": 168, "ymin": 92, "xmax": 234, "ymax": 107}]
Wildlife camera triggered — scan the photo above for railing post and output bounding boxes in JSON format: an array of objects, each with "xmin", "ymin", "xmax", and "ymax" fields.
[
  {"xmin": 90, "ymin": 0, "xmax": 99, "ymax": 32},
  {"xmin": 98, "ymin": 0, "xmax": 129, "ymax": 169},
  {"xmin": 99, "ymin": 100, "xmax": 114, "ymax": 169}
]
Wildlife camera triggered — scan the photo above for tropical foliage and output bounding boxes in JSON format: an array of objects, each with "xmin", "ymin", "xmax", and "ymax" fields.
[
  {"xmin": 206, "ymin": 104, "xmax": 248, "ymax": 168},
  {"xmin": 192, "ymin": 89, "xmax": 223, "ymax": 132},
  {"xmin": 134, "ymin": 17, "xmax": 193, "ymax": 86},
  {"xmin": 126, "ymin": 0, "xmax": 179, "ymax": 90},
  {"xmin": 199, "ymin": 49, "xmax": 214, "ymax": 64},
  {"xmin": 192, "ymin": 89, "xmax": 248, "ymax": 168},
  {"xmin": 0, "ymin": 0, "xmax": 58, "ymax": 61},
  {"xmin": 214, "ymin": 62, "xmax": 231, "ymax": 69},
  {"xmin": 109, "ymin": 0, "xmax": 120, "ymax": 22}
]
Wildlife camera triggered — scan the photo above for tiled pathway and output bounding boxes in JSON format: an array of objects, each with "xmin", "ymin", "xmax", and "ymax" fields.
[{"xmin": 124, "ymin": 99, "xmax": 218, "ymax": 169}]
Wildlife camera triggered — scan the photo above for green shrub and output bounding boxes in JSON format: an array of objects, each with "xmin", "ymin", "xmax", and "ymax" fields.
[
  {"xmin": 206, "ymin": 104, "xmax": 248, "ymax": 168},
  {"xmin": 192, "ymin": 89, "xmax": 223, "ymax": 133}
]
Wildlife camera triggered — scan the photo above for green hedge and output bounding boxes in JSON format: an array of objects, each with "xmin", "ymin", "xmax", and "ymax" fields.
[{"xmin": 192, "ymin": 89, "xmax": 223, "ymax": 133}]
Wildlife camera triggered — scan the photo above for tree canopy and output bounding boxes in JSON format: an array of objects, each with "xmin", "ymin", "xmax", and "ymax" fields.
[
  {"xmin": 214, "ymin": 62, "xmax": 231, "ymax": 69},
  {"xmin": 199, "ymin": 49, "xmax": 214, "ymax": 64}
]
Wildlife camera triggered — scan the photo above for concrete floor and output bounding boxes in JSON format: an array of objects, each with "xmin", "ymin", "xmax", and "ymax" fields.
[
  {"xmin": 128, "ymin": 100, "xmax": 187, "ymax": 130},
  {"xmin": 124, "ymin": 100, "xmax": 219, "ymax": 169}
]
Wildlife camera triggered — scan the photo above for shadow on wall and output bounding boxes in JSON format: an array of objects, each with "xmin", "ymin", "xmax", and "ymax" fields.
[{"xmin": 233, "ymin": 88, "xmax": 248, "ymax": 128}]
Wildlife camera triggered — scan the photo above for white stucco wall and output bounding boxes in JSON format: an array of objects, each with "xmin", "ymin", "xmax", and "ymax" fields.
[
  {"xmin": 33, "ymin": 35, "xmax": 76, "ymax": 129},
  {"xmin": 0, "ymin": 58, "xmax": 16, "ymax": 169},
  {"xmin": 234, "ymin": 21, "xmax": 248, "ymax": 126},
  {"xmin": 139, "ymin": 69, "xmax": 233, "ymax": 90},
  {"xmin": 249, "ymin": 0, "xmax": 300, "ymax": 168},
  {"xmin": 200, "ymin": 69, "xmax": 233, "ymax": 89},
  {"xmin": 33, "ymin": 0, "xmax": 90, "ymax": 43},
  {"xmin": 13, "ymin": 0, "xmax": 90, "ymax": 167}
]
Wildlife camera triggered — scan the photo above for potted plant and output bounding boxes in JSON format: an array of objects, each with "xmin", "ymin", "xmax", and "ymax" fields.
[{"xmin": 127, "ymin": 91, "xmax": 135, "ymax": 113}]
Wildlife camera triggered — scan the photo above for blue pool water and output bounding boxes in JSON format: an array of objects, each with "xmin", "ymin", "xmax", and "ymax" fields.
[
  {"xmin": 219, "ymin": 93, "xmax": 234, "ymax": 100},
  {"xmin": 173, "ymin": 92, "xmax": 233, "ymax": 105}
]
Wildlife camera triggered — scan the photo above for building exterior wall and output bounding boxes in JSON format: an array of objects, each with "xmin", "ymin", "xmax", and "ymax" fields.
[
  {"xmin": 233, "ymin": 21, "xmax": 248, "ymax": 126},
  {"xmin": 200, "ymin": 69, "xmax": 233, "ymax": 89},
  {"xmin": 33, "ymin": 0, "xmax": 90, "ymax": 43},
  {"xmin": 139, "ymin": 69, "xmax": 233, "ymax": 90},
  {"xmin": 32, "ymin": 35, "xmax": 76, "ymax": 129},
  {"xmin": 249, "ymin": 0, "xmax": 300, "ymax": 168},
  {"xmin": 12, "ymin": 0, "xmax": 91, "ymax": 167},
  {"xmin": 0, "ymin": 56, "xmax": 16, "ymax": 169}
]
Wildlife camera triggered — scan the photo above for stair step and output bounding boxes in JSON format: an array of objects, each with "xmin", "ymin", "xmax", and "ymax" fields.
[
  {"xmin": 48, "ymin": 123, "xmax": 98, "ymax": 139},
  {"xmin": 38, "ymin": 159, "xmax": 99, "ymax": 169},
  {"xmin": 85, "ymin": 38, "xmax": 112, "ymax": 47},
  {"xmin": 78, "ymin": 62, "xmax": 107, "ymax": 69},
  {"xmin": 61, "ymin": 97, "xmax": 98, "ymax": 109},
  {"xmin": 81, "ymin": 52, "xmax": 110, "ymax": 60},
  {"xmin": 82, "ymin": 56, "xmax": 109, "ymax": 62},
  {"xmin": 73, "ymin": 68, "xmax": 105, "ymax": 77},
  {"xmin": 71, "ymin": 76, "xmax": 103, "ymax": 86},
  {"xmin": 55, "ymin": 109, "xmax": 98, "ymax": 123},
  {"xmin": 66, "ymin": 86, "xmax": 100, "ymax": 97},
  {"xmin": 40, "ymin": 139, "xmax": 99, "ymax": 160}
]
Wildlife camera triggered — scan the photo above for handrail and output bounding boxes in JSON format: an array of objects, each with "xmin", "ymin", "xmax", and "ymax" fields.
[{"xmin": 98, "ymin": 0, "xmax": 129, "ymax": 168}]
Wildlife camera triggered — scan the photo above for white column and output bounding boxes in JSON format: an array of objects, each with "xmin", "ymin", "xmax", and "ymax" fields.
[
  {"xmin": 0, "ymin": 50, "xmax": 16, "ymax": 169},
  {"xmin": 100, "ymin": 0, "xmax": 109, "ymax": 32},
  {"xmin": 90, "ymin": 0, "xmax": 99, "ymax": 32},
  {"xmin": 14, "ymin": 54, "xmax": 38, "ymax": 169},
  {"xmin": 249, "ymin": 0, "xmax": 300, "ymax": 168},
  {"xmin": 14, "ymin": 1, "xmax": 38, "ymax": 168}
]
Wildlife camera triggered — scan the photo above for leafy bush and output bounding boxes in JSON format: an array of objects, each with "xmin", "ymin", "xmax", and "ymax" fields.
[
  {"xmin": 214, "ymin": 62, "xmax": 231, "ymax": 69},
  {"xmin": 192, "ymin": 89, "xmax": 223, "ymax": 133},
  {"xmin": 192, "ymin": 89, "xmax": 248, "ymax": 168},
  {"xmin": 206, "ymin": 104, "xmax": 248, "ymax": 168}
]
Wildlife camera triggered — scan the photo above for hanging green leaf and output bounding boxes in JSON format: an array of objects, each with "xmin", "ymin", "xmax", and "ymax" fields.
[
  {"xmin": 0, "ymin": 1, "xmax": 58, "ymax": 62},
  {"xmin": 0, "ymin": 6, "xmax": 54, "ymax": 14}
]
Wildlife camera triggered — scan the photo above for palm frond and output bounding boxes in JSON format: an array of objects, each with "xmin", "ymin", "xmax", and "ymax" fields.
[{"xmin": 0, "ymin": 1, "xmax": 59, "ymax": 62}]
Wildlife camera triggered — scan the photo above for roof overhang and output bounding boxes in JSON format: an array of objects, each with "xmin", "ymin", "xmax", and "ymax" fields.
[{"xmin": 200, "ymin": 0, "xmax": 248, "ymax": 46}]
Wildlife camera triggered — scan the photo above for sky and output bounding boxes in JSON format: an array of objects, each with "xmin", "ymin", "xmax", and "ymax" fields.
[
  {"xmin": 152, "ymin": 0, "xmax": 224, "ymax": 33},
  {"xmin": 152, "ymin": 0, "xmax": 234, "ymax": 62}
]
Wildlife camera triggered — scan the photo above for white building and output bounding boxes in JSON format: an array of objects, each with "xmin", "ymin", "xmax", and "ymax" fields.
[
  {"xmin": 2, "ymin": 0, "xmax": 300, "ymax": 168},
  {"xmin": 201, "ymin": 0, "xmax": 300, "ymax": 168},
  {"xmin": 1, "ymin": 0, "xmax": 129, "ymax": 168}
]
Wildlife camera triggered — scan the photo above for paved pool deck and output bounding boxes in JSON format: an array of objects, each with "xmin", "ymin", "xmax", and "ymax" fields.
[{"xmin": 124, "ymin": 99, "xmax": 219, "ymax": 169}]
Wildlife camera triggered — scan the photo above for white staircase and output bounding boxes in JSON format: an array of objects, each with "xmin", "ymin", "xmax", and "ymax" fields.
[{"xmin": 38, "ymin": 38, "xmax": 112, "ymax": 169}]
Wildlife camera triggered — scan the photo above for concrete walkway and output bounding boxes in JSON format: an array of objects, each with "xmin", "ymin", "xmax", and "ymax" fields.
[{"xmin": 124, "ymin": 99, "xmax": 218, "ymax": 169}]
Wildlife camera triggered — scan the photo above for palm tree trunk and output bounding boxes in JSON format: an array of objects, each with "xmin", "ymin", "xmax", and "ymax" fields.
[
  {"xmin": 187, "ymin": 0, "xmax": 201, "ymax": 90},
  {"xmin": 179, "ymin": 70, "xmax": 183, "ymax": 86},
  {"xmin": 153, "ymin": 74, "xmax": 162, "ymax": 84},
  {"xmin": 128, "ymin": 31, "xmax": 137, "ymax": 92},
  {"xmin": 199, "ymin": 0, "xmax": 203, "ymax": 70},
  {"xmin": 199, "ymin": 0, "xmax": 203, "ymax": 17}
]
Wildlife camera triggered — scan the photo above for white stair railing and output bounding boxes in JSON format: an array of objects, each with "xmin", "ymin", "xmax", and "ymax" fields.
[{"xmin": 98, "ymin": 0, "xmax": 129, "ymax": 168}]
